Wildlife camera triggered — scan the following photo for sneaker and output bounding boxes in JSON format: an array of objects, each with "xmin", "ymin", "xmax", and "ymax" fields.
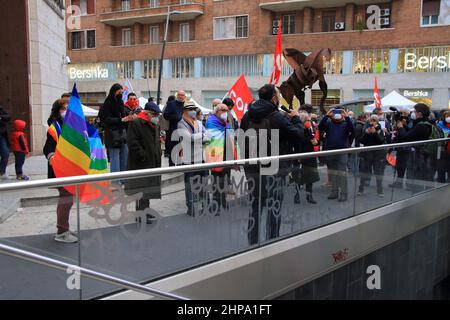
[
  {"xmin": 54, "ymin": 231, "xmax": 78, "ymax": 243},
  {"xmin": 377, "ymin": 193, "xmax": 384, "ymax": 198},
  {"xmin": 357, "ymin": 190, "xmax": 364, "ymax": 196},
  {"xmin": 16, "ymin": 175, "xmax": 30, "ymax": 181}
]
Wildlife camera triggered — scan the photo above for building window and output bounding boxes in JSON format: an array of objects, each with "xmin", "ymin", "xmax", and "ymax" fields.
[
  {"xmin": 322, "ymin": 11, "xmax": 336, "ymax": 32},
  {"xmin": 398, "ymin": 46, "xmax": 450, "ymax": 73},
  {"xmin": 214, "ymin": 16, "xmax": 249, "ymax": 40},
  {"xmin": 324, "ymin": 51, "xmax": 343, "ymax": 74},
  {"xmin": 422, "ymin": 0, "xmax": 441, "ymax": 25},
  {"xmin": 312, "ymin": 89, "xmax": 340, "ymax": 107},
  {"xmin": 353, "ymin": 49, "xmax": 390, "ymax": 74},
  {"xmin": 116, "ymin": 61, "xmax": 134, "ymax": 79},
  {"xmin": 172, "ymin": 58, "xmax": 194, "ymax": 78},
  {"xmin": 122, "ymin": 28, "xmax": 131, "ymax": 46},
  {"xmin": 70, "ymin": 0, "xmax": 95, "ymax": 15},
  {"xmin": 141, "ymin": 60, "xmax": 160, "ymax": 79},
  {"xmin": 150, "ymin": 26, "xmax": 159, "ymax": 44},
  {"xmin": 180, "ymin": 23, "xmax": 190, "ymax": 42},
  {"xmin": 179, "ymin": 0, "xmax": 189, "ymax": 4},
  {"xmin": 70, "ymin": 30, "xmax": 95, "ymax": 49},
  {"xmin": 78, "ymin": 92, "xmax": 106, "ymax": 105},
  {"xmin": 201, "ymin": 55, "xmax": 264, "ymax": 77},
  {"xmin": 121, "ymin": 0, "xmax": 130, "ymax": 11},
  {"xmin": 281, "ymin": 14, "xmax": 296, "ymax": 34},
  {"xmin": 149, "ymin": 0, "xmax": 159, "ymax": 8}
]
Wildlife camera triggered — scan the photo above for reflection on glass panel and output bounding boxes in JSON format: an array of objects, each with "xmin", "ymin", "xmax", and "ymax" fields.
[
  {"xmin": 353, "ymin": 49, "xmax": 389, "ymax": 74},
  {"xmin": 0, "ymin": 184, "xmax": 81, "ymax": 299},
  {"xmin": 398, "ymin": 46, "xmax": 450, "ymax": 73}
]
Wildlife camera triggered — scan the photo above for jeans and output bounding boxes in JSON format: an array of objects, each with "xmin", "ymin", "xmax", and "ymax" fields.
[
  {"xmin": 14, "ymin": 152, "xmax": 25, "ymax": 176},
  {"xmin": 108, "ymin": 144, "xmax": 128, "ymax": 184},
  {"xmin": 359, "ymin": 157, "xmax": 386, "ymax": 194},
  {"xmin": 327, "ymin": 154, "xmax": 348, "ymax": 196},
  {"xmin": 0, "ymin": 136, "xmax": 9, "ymax": 174}
]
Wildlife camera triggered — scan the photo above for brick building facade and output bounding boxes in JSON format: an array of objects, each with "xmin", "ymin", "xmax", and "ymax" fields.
[{"xmin": 66, "ymin": 0, "xmax": 450, "ymax": 110}]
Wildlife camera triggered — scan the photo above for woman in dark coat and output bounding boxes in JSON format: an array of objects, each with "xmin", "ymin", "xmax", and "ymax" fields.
[
  {"xmin": 294, "ymin": 112, "xmax": 320, "ymax": 204},
  {"xmin": 99, "ymin": 84, "xmax": 134, "ymax": 185},
  {"xmin": 125, "ymin": 102, "xmax": 162, "ymax": 224}
]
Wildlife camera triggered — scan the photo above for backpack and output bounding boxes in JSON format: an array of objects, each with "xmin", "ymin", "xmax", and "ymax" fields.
[{"xmin": 422, "ymin": 122, "xmax": 444, "ymax": 157}]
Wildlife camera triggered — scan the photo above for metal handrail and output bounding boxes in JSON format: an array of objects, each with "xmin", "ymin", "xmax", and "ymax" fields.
[
  {"xmin": 0, "ymin": 138, "xmax": 448, "ymax": 192},
  {"xmin": 0, "ymin": 242, "xmax": 189, "ymax": 300}
]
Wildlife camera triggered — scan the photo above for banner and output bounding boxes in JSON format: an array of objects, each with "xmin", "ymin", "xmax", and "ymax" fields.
[
  {"xmin": 374, "ymin": 77, "xmax": 382, "ymax": 109},
  {"xmin": 122, "ymin": 78, "xmax": 134, "ymax": 103},
  {"xmin": 269, "ymin": 18, "xmax": 283, "ymax": 85},
  {"xmin": 227, "ymin": 74, "xmax": 254, "ymax": 123}
]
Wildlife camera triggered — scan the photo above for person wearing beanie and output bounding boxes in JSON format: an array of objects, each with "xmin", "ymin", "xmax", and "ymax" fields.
[
  {"xmin": 396, "ymin": 103, "xmax": 434, "ymax": 191},
  {"xmin": 125, "ymin": 100, "xmax": 162, "ymax": 225},
  {"xmin": 10, "ymin": 119, "xmax": 29, "ymax": 180}
]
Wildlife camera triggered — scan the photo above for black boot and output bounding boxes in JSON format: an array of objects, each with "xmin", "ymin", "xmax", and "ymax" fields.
[
  {"xmin": 338, "ymin": 193, "xmax": 348, "ymax": 202},
  {"xmin": 306, "ymin": 193, "xmax": 317, "ymax": 204},
  {"xmin": 145, "ymin": 214, "xmax": 155, "ymax": 224},
  {"xmin": 135, "ymin": 216, "xmax": 142, "ymax": 224}
]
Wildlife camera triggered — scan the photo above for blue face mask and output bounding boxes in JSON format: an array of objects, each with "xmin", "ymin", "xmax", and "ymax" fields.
[{"xmin": 188, "ymin": 110, "xmax": 197, "ymax": 119}]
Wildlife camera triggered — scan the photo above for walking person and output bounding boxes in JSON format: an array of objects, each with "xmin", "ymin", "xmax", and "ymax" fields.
[
  {"xmin": 0, "ymin": 105, "xmax": 11, "ymax": 180},
  {"xmin": 205, "ymin": 104, "xmax": 236, "ymax": 214},
  {"xmin": 99, "ymin": 84, "xmax": 133, "ymax": 185},
  {"xmin": 357, "ymin": 115, "xmax": 387, "ymax": 197},
  {"xmin": 163, "ymin": 90, "xmax": 186, "ymax": 166},
  {"xmin": 178, "ymin": 101, "xmax": 210, "ymax": 216},
  {"xmin": 9, "ymin": 120, "xmax": 30, "ymax": 180},
  {"xmin": 125, "ymin": 102, "xmax": 163, "ymax": 224},
  {"xmin": 43, "ymin": 99, "xmax": 77, "ymax": 243},
  {"xmin": 319, "ymin": 108, "xmax": 354, "ymax": 202}
]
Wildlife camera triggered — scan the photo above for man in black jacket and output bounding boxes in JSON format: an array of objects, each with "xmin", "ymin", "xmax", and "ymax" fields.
[
  {"xmin": 240, "ymin": 84, "xmax": 304, "ymax": 245},
  {"xmin": 163, "ymin": 90, "xmax": 186, "ymax": 166},
  {"xmin": 396, "ymin": 103, "xmax": 433, "ymax": 192},
  {"xmin": 0, "ymin": 105, "xmax": 11, "ymax": 179}
]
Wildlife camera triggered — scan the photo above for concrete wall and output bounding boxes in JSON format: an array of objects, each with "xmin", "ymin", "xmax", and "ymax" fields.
[
  {"xmin": 276, "ymin": 216, "xmax": 450, "ymax": 300},
  {"xmin": 28, "ymin": 0, "xmax": 69, "ymax": 151}
]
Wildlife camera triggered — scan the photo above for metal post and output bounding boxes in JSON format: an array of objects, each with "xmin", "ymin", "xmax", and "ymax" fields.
[{"xmin": 156, "ymin": 7, "xmax": 171, "ymax": 106}]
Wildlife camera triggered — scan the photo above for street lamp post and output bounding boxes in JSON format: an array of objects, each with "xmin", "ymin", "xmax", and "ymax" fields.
[{"xmin": 156, "ymin": 8, "xmax": 181, "ymax": 106}]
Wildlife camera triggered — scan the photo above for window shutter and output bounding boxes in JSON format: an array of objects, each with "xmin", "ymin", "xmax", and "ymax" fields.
[
  {"xmin": 87, "ymin": 0, "xmax": 95, "ymax": 14},
  {"xmin": 422, "ymin": 0, "xmax": 441, "ymax": 16}
]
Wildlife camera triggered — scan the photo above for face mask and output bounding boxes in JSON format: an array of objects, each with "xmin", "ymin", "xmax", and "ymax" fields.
[
  {"xmin": 60, "ymin": 111, "xmax": 67, "ymax": 119},
  {"xmin": 116, "ymin": 94, "xmax": 123, "ymax": 101},
  {"xmin": 445, "ymin": 117, "xmax": 450, "ymax": 124},
  {"xmin": 304, "ymin": 121, "xmax": 312, "ymax": 130},
  {"xmin": 151, "ymin": 117, "xmax": 160, "ymax": 126},
  {"xmin": 220, "ymin": 112, "xmax": 228, "ymax": 122},
  {"xmin": 334, "ymin": 114, "xmax": 343, "ymax": 121},
  {"xmin": 410, "ymin": 112, "xmax": 417, "ymax": 120},
  {"xmin": 188, "ymin": 110, "xmax": 197, "ymax": 119}
]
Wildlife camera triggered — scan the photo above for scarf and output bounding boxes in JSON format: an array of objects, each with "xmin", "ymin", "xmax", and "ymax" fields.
[
  {"xmin": 137, "ymin": 112, "xmax": 156, "ymax": 129},
  {"xmin": 205, "ymin": 114, "xmax": 235, "ymax": 172}
]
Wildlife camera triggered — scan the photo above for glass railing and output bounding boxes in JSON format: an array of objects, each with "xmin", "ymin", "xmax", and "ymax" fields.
[{"xmin": 0, "ymin": 139, "xmax": 448, "ymax": 299}]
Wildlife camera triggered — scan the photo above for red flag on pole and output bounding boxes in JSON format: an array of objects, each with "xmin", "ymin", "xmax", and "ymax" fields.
[
  {"xmin": 374, "ymin": 77, "xmax": 382, "ymax": 110},
  {"xmin": 269, "ymin": 18, "xmax": 283, "ymax": 85},
  {"xmin": 228, "ymin": 74, "xmax": 253, "ymax": 123}
]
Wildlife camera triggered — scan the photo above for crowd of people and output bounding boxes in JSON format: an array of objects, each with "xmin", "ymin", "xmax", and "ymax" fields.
[{"xmin": 1, "ymin": 82, "xmax": 449, "ymax": 244}]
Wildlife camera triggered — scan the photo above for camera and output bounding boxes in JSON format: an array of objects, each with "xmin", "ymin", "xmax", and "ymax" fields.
[{"xmin": 389, "ymin": 107, "xmax": 407, "ymax": 122}]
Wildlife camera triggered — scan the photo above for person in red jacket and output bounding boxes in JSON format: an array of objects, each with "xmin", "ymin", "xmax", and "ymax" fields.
[{"xmin": 10, "ymin": 120, "xmax": 29, "ymax": 180}]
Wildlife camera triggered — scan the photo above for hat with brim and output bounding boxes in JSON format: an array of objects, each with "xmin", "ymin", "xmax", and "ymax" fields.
[
  {"xmin": 184, "ymin": 100, "xmax": 196, "ymax": 109},
  {"xmin": 144, "ymin": 102, "xmax": 162, "ymax": 114}
]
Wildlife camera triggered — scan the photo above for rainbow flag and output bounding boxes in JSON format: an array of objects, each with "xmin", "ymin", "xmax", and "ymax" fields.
[{"xmin": 52, "ymin": 83, "xmax": 110, "ymax": 203}]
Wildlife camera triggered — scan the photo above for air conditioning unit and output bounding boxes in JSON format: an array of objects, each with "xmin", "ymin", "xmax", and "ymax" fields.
[
  {"xmin": 272, "ymin": 27, "xmax": 279, "ymax": 35},
  {"xmin": 380, "ymin": 8, "xmax": 390, "ymax": 17},
  {"xmin": 334, "ymin": 22, "xmax": 345, "ymax": 30},
  {"xmin": 273, "ymin": 20, "xmax": 281, "ymax": 27},
  {"xmin": 380, "ymin": 17, "xmax": 390, "ymax": 26}
]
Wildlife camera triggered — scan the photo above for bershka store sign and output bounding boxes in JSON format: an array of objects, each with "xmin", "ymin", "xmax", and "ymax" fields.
[
  {"xmin": 68, "ymin": 63, "xmax": 110, "ymax": 81},
  {"xmin": 401, "ymin": 89, "xmax": 432, "ymax": 98}
]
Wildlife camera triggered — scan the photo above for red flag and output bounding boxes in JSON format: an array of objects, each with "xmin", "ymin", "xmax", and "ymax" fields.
[
  {"xmin": 374, "ymin": 77, "xmax": 382, "ymax": 110},
  {"xmin": 269, "ymin": 19, "xmax": 283, "ymax": 85},
  {"xmin": 228, "ymin": 74, "xmax": 253, "ymax": 123}
]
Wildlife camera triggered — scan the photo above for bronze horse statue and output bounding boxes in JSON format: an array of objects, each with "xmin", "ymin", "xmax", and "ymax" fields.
[{"xmin": 279, "ymin": 48, "xmax": 332, "ymax": 115}]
